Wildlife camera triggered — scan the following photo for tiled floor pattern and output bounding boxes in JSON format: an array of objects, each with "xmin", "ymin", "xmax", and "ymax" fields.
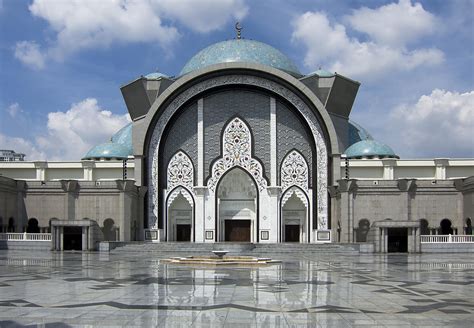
[{"xmin": 0, "ymin": 250, "xmax": 472, "ymax": 327}]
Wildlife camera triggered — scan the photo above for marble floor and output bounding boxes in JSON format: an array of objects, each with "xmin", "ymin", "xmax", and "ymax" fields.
[{"xmin": 0, "ymin": 250, "xmax": 472, "ymax": 327}]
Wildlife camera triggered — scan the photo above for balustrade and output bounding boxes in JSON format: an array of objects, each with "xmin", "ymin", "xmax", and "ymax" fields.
[
  {"xmin": 0, "ymin": 233, "xmax": 52, "ymax": 241},
  {"xmin": 420, "ymin": 234, "xmax": 474, "ymax": 243}
]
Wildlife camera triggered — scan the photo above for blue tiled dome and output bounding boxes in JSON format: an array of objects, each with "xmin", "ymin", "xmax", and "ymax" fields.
[
  {"xmin": 111, "ymin": 123, "xmax": 133, "ymax": 154},
  {"xmin": 83, "ymin": 123, "xmax": 133, "ymax": 160},
  {"xmin": 83, "ymin": 142, "xmax": 130, "ymax": 160},
  {"xmin": 180, "ymin": 39, "xmax": 301, "ymax": 76},
  {"xmin": 348, "ymin": 120, "xmax": 374, "ymax": 146},
  {"xmin": 345, "ymin": 140, "xmax": 398, "ymax": 159},
  {"xmin": 311, "ymin": 69, "xmax": 334, "ymax": 77},
  {"xmin": 145, "ymin": 72, "xmax": 169, "ymax": 79}
]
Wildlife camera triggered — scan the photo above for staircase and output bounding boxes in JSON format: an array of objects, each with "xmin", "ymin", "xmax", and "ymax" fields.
[{"xmin": 109, "ymin": 242, "xmax": 365, "ymax": 256}]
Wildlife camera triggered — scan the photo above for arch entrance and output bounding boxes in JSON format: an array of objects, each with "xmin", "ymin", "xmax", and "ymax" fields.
[
  {"xmin": 167, "ymin": 188, "xmax": 193, "ymax": 241},
  {"xmin": 217, "ymin": 167, "xmax": 257, "ymax": 242},
  {"xmin": 281, "ymin": 188, "xmax": 308, "ymax": 243}
]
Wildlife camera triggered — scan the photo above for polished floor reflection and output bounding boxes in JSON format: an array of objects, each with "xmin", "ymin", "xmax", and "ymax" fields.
[{"xmin": 0, "ymin": 250, "xmax": 472, "ymax": 327}]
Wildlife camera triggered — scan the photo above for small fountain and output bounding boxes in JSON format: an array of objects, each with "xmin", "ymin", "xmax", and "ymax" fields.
[{"xmin": 162, "ymin": 250, "xmax": 280, "ymax": 266}]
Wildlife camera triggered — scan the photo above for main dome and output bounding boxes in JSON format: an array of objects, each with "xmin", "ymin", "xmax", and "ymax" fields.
[{"xmin": 180, "ymin": 39, "xmax": 301, "ymax": 76}]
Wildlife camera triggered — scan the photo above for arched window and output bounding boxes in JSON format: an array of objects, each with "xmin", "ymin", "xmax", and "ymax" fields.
[
  {"xmin": 8, "ymin": 217, "xmax": 15, "ymax": 232},
  {"xmin": 102, "ymin": 218, "xmax": 117, "ymax": 241},
  {"xmin": 420, "ymin": 219, "xmax": 429, "ymax": 235},
  {"xmin": 466, "ymin": 218, "xmax": 472, "ymax": 235},
  {"xmin": 356, "ymin": 219, "xmax": 370, "ymax": 242},
  {"xmin": 27, "ymin": 218, "xmax": 40, "ymax": 233},
  {"xmin": 440, "ymin": 219, "xmax": 453, "ymax": 235}
]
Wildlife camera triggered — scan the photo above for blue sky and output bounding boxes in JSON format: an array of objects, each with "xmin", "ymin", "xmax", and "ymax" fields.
[{"xmin": 0, "ymin": 0, "xmax": 473, "ymax": 160}]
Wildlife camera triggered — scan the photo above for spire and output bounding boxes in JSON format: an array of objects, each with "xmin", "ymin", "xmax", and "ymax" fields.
[{"xmin": 235, "ymin": 22, "xmax": 242, "ymax": 39}]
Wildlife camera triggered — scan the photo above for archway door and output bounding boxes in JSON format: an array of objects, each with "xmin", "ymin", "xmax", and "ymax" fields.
[
  {"xmin": 217, "ymin": 167, "xmax": 257, "ymax": 242},
  {"xmin": 281, "ymin": 188, "xmax": 308, "ymax": 243},
  {"xmin": 167, "ymin": 188, "xmax": 193, "ymax": 242}
]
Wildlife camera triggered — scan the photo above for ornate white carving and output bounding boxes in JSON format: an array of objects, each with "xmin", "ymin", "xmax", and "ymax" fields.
[
  {"xmin": 207, "ymin": 118, "xmax": 267, "ymax": 192},
  {"xmin": 167, "ymin": 151, "xmax": 194, "ymax": 191},
  {"xmin": 148, "ymin": 75, "xmax": 328, "ymax": 230},
  {"xmin": 281, "ymin": 150, "xmax": 308, "ymax": 192},
  {"xmin": 281, "ymin": 186, "xmax": 308, "ymax": 208},
  {"xmin": 167, "ymin": 187, "xmax": 194, "ymax": 209}
]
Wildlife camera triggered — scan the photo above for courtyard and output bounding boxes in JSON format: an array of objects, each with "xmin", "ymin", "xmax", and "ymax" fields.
[{"xmin": 0, "ymin": 250, "xmax": 472, "ymax": 327}]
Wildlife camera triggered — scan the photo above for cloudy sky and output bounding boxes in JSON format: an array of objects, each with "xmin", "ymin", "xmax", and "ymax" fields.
[{"xmin": 0, "ymin": 0, "xmax": 472, "ymax": 160}]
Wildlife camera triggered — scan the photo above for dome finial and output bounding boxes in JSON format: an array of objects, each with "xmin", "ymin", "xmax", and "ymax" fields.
[{"xmin": 235, "ymin": 22, "xmax": 242, "ymax": 39}]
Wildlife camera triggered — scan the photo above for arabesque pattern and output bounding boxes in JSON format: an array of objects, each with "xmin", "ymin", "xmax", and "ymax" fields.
[{"xmin": 207, "ymin": 118, "xmax": 267, "ymax": 192}]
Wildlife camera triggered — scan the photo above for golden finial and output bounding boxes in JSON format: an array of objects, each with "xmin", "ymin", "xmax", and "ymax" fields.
[{"xmin": 235, "ymin": 22, "xmax": 242, "ymax": 39}]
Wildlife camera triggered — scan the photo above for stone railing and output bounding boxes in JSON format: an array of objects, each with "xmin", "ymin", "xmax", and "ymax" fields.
[
  {"xmin": 420, "ymin": 235, "xmax": 474, "ymax": 243},
  {"xmin": 0, "ymin": 233, "xmax": 52, "ymax": 241}
]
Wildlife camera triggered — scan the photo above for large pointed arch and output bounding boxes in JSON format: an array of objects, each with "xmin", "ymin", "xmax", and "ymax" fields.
[{"xmin": 207, "ymin": 117, "xmax": 267, "ymax": 192}]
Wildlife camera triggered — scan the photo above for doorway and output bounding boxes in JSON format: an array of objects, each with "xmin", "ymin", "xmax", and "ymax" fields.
[
  {"xmin": 225, "ymin": 220, "xmax": 251, "ymax": 242},
  {"xmin": 64, "ymin": 227, "xmax": 82, "ymax": 251},
  {"xmin": 387, "ymin": 228, "xmax": 408, "ymax": 252},
  {"xmin": 217, "ymin": 167, "xmax": 257, "ymax": 242},
  {"xmin": 281, "ymin": 189, "xmax": 307, "ymax": 243},
  {"xmin": 176, "ymin": 224, "xmax": 191, "ymax": 241},
  {"xmin": 285, "ymin": 225, "xmax": 300, "ymax": 242},
  {"xmin": 167, "ymin": 188, "xmax": 193, "ymax": 241}
]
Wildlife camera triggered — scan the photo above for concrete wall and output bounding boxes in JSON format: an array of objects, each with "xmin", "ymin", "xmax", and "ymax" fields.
[
  {"xmin": 333, "ymin": 178, "xmax": 473, "ymax": 244},
  {"xmin": 0, "ymin": 178, "xmax": 141, "ymax": 242}
]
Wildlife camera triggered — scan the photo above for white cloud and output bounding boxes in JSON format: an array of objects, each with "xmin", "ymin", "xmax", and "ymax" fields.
[
  {"xmin": 36, "ymin": 98, "xmax": 131, "ymax": 160},
  {"xmin": 15, "ymin": 0, "xmax": 248, "ymax": 69},
  {"xmin": 389, "ymin": 89, "xmax": 474, "ymax": 158},
  {"xmin": 346, "ymin": 0, "xmax": 436, "ymax": 47},
  {"xmin": 155, "ymin": 0, "xmax": 248, "ymax": 33},
  {"xmin": 6, "ymin": 103, "xmax": 22, "ymax": 118},
  {"xmin": 292, "ymin": 1, "xmax": 443, "ymax": 79},
  {"xmin": 14, "ymin": 41, "xmax": 46, "ymax": 70},
  {"xmin": 1, "ymin": 98, "xmax": 130, "ymax": 161},
  {"xmin": 0, "ymin": 134, "xmax": 47, "ymax": 161}
]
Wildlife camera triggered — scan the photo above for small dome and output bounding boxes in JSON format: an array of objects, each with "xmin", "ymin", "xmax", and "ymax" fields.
[
  {"xmin": 345, "ymin": 140, "xmax": 398, "ymax": 159},
  {"xmin": 180, "ymin": 39, "xmax": 301, "ymax": 76},
  {"xmin": 83, "ymin": 142, "xmax": 130, "ymax": 160},
  {"xmin": 144, "ymin": 72, "xmax": 169, "ymax": 79},
  {"xmin": 111, "ymin": 123, "xmax": 133, "ymax": 154},
  {"xmin": 348, "ymin": 120, "xmax": 374, "ymax": 146},
  {"xmin": 83, "ymin": 123, "xmax": 133, "ymax": 160},
  {"xmin": 310, "ymin": 69, "xmax": 334, "ymax": 77}
]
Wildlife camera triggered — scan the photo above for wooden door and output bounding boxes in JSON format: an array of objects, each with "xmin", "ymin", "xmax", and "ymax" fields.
[
  {"xmin": 225, "ymin": 220, "xmax": 251, "ymax": 242},
  {"xmin": 285, "ymin": 225, "xmax": 300, "ymax": 242},
  {"xmin": 176, "ymin": 224, "xmax": 191, "ymax": 241}
]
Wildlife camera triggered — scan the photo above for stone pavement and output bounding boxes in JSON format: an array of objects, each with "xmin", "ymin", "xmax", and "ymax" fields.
[{"xmin": 0, "ymin": 250, "xmax": 472, "ymax": 327}]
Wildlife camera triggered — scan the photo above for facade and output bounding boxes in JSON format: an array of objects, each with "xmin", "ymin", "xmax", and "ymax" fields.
[{"xmin": 0, "ymin": 37, "xmax": 473, "ymax": 252}]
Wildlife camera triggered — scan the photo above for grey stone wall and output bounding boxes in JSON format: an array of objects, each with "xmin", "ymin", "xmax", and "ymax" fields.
[
  {"xmin": 276, "ymin": 100, "xmax": 313, "ymax": 186},
  {"xmin": 203, "ymin": 89, "xmax": 270, "ymax": 181},
  {"xmin": 334, "ymin": 179, "xmax": 469, "ymax": 244},
  {"xmin": 0, "ymin": 179, "xmax": 140, "ymax": 241},
  {"xmin": 162, "ymin": 102, "xmax": 198, "ymax": 186}
]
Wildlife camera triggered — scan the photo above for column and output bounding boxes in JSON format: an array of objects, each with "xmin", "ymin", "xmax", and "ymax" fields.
[
  {"xmin": 195, "ymin": 98, "xmax": 206, "ymax": 242},
  {"xmin": 82, "ymin": 161, "xmax": 94, "ymax": 181},
  {"xmin": 34, "ymin": 161, "xmax": 47, "ymax": 181},
  {"xmin": 197, "ymin": 98, "xmax": 204, "ymax": 186},
  {"xmin": 382, "ymin": 159, "xmax": 397, "ymax": 180},
  {"xmin": 434, "ymin": 158, "xmax": 448, "ymax": 180},
  {"xmin": 270, "ymin": 97, "xmax": 277, "ymax": 186}
]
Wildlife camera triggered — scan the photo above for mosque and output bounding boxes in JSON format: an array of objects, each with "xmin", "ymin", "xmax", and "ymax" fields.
[{"xmin": 1, "ymin": 31, "xmax": 473, "ymax": 253}]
